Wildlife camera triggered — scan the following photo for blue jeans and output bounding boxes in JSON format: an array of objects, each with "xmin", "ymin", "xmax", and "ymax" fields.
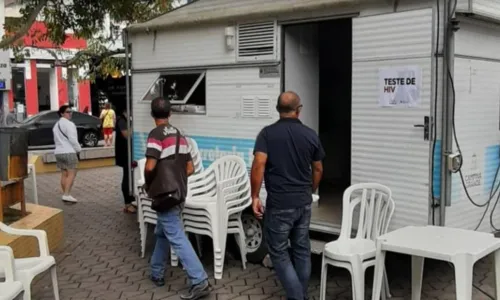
[
  {"xmin": 264, "ymin": 205, "xmax": 312, "ymax": 300},
  {"xmin": 150, "ymin": 205, "xmax": 208, "ymax": 286}
]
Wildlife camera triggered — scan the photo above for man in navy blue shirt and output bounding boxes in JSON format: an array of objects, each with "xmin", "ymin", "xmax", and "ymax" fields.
[{"xmin": 250, "ymin": 91, "xmax": 325, "ymax": 300}]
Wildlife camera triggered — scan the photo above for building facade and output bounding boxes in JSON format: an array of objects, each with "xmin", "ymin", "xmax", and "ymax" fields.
[{"xmin": 5, "ymin": 1, "xmax": 91, "ymax": 117}]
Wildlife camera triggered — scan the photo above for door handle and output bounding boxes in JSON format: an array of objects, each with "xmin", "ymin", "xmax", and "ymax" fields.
[{"xmin": 414, "ymin": 116, "xmax": 430, "ymax": 141}]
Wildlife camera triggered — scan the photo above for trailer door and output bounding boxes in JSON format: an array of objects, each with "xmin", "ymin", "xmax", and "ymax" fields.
[{"xmin": 351, "ymin": 8, "xmax": 435, "ymax": 230}]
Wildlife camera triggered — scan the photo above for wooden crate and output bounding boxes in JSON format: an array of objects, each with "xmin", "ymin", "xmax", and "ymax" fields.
[
  {"xmin": 7, "ymin": 156, "xmax": 28, "ymax": 180},
  {"xmin": 0, "ymin": 180, "xmax": 26, "ymax": 222},
  {"xmin": 0, "ymin": 204, "xmax": 64, "ymax": 258}
]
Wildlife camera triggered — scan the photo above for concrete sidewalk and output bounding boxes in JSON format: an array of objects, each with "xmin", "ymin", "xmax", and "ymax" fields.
[{"xmin": 25, "ymin": 167, "xmax": 497, "ymax": 300}]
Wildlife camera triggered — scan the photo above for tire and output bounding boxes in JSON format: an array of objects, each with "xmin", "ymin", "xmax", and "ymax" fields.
[
  {"xmin": 82, "ymin": 130, "xmax": 99, "ymax": 148},
  {"xmin": 241, "ymin": 210, "xmax": 268, "ymax": 264}
]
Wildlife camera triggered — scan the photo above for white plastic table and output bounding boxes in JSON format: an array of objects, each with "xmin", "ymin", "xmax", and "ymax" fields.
[{"xmin": 371, "ymin": 225, "xmax": 500, "ymax": 300}]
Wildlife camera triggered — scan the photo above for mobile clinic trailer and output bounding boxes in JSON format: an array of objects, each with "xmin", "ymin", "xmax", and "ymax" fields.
[{"xmin": 125, "ymin": 0, "xmax": 500, "ymax": 262}]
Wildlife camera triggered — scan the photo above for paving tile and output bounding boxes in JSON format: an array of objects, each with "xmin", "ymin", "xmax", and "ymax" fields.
[{"xmin": 241, "ymin": 288, "xmax": 266, "ymax": 295}]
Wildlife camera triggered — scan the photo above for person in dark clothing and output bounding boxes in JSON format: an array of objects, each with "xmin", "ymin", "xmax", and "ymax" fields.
[
  {"xmin": 250, "ymin": 91, "xmax": 325, "ymax": 300},
  {"xmin": 115, "ymin": 107, "xmax": 136, "ymax": 213}
]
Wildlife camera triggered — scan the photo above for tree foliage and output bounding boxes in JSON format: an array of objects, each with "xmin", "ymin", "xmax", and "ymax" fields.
[{"xmin": 3, "ymin": 0, "xmax": 178, "ymax": 80}]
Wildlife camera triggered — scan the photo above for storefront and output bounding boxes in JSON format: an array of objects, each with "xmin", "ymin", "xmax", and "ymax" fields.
[{"xmin": 6, "ymin": 21, "xmax": 91, "ymax": 117}]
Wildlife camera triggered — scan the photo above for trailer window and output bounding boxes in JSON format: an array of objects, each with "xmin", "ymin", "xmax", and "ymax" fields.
[{"xmin": 142, "ymin": 72, "xmax": 206, "ymax": 115}]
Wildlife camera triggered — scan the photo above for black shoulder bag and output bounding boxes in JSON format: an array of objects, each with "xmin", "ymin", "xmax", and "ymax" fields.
[
  {"xmin": 57, "ymin": 121, "xmax": 80, "ymax": 161},
  {"xmin": 147, "ymin": 129, "xmax": 187, "ymax": 212}
]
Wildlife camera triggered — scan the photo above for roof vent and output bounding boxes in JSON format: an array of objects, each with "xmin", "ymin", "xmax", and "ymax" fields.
[{"xmin": 237, "ymin": 21, "xmax": 277, "ymax": 61}]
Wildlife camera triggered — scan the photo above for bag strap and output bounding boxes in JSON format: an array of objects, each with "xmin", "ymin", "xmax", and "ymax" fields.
[
  {"xmin": 174, "ymin": 129, "xmax": 180, "ymax": 160},
  {"xmin": 57, "ymin": 121, "xmax": 70, "ymax": 141}
]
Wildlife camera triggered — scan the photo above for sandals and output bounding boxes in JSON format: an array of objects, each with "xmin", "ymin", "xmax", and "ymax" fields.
[{"xmin": 123, "ymin": 204, "xmax": 137, "ymax": 214}]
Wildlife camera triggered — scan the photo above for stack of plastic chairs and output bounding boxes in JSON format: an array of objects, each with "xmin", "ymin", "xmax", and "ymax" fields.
[
  {"xmin": 137, "ymin": 137, "xmax": 205, "ymax": 259},
  {"xmin": 179, "ymin": 155, "xmax": 251, "ymax": 279}
]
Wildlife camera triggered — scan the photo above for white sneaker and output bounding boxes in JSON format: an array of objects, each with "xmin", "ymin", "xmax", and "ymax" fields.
[{"xmin": 62, "ymin": 195, "xmax": 78, "ymax": 203}]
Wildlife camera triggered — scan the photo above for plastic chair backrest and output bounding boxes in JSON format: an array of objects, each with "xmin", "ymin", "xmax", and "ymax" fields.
[
  {"xmin": 224, "ymin": 170, "xmax": 251, "ymax": 213},
  {"xmin": 137, "ymin": 158, "xmax": 146, "ymax": 181},
  {"xmin": 187, "ymin": 155, "xmax": 247, "ymax": 199},
  {"xmin": 188, "ymin": 170, "xmax": 217, "ymax": 197},
  {"xmin": 212, "ymin": 155, "xmax": 248, "ymax": 183},
  {"xmin": 186, "ymin": 137, "xmax": 204, "ymax": 174},
  {"xmin": 339, "ymin": 183, "xmax": 395, "ymax": 241},
  {"xmin": 0, "ymin": 246, "xmax": 16, "ymax": 282}
]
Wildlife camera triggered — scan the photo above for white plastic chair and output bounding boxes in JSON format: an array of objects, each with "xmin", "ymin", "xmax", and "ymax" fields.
[
  {"xmin": 179, "ymin": 155, "xmax": 251, "ymax": 279},
  {"xmin": 0, "ymin": 246, "xmax": 24, "ymax": 300},
  {"xmin": 0, "ymin": 222, "xmax": 60, "ymax": 300},
  {"xmin": 319, "ymin": 183, "xmax": 395, "ymax": 300}
]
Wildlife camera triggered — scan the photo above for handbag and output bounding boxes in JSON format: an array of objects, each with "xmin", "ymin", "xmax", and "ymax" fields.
[
  {"xmin": 57, "ymin": 122, "xmax": 80, "ymax": 160},
  {"xmin": 146, "ymin": 129, "xmax": 187, "ymax": 212}
]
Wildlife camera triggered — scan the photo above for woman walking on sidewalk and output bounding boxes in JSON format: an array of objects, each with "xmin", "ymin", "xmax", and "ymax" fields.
[{"xmin": 53, "ymin": 105, "xmax": 81, "ymax": 203}]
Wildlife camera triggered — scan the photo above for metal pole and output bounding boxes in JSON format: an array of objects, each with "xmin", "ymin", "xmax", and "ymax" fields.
[
  {"xmin": 440, "ymin": 0, "xmax": 452, "ymax": 226},
  {"xmin": 442, "ymin": 1, "xmax": 456, "ymax": 216},
  {"xmin": 0, "ymin": 0, "xmax": 7, "ymax": 127},
  {"xmin": 124, "ymin": 28, "xmax": 133, "ymax": 196}
]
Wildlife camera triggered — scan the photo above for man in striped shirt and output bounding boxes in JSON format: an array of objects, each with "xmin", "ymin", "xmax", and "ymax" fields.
[{"xmin": 144, "ymin": 97, "xmax": 210, "ymax": 300}]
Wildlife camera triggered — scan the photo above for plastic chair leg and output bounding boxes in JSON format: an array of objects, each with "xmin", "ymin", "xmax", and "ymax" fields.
[
  {"xmin": 51, "ymin": 265, "xmax": 60, "ymax": 300},
  {"xmin": 411, "ymin": 256, "xmax": 424, "ymax": 300},
  {"xmin": 494, "ymin": 249, "xmax": 500, "ymax": 300},
  {"xmin": 319, "ymin": 257, "xmax": 328, "ymax": 300},
  {"xmin": 383, "ymin": 269, "xmax": 392, "ymax": 298},
  {"xmin": 351, "ymin": 256, "xmax": 365, "ymax": 300},
  {"xmin": 236, "ymin": 231, "xmax": 247, "ymax": 270},
  {"xmin": 31, "ymin": 166, "xmax": 38, "ymax": 205},
  {"xmin": 452, "ymin": 254, "xmax": 474, "ymax": 300},
  {"xmin": 140, "ymin": 222, "xmax": 147, "ymax": 258},
  {"xmin": 21, "ymin": 276, "xmax": 33, "ymax": 300},
  {"xmin": 170, "ymin": 247, "xmax": 179, "ymax": 267},
  {"xmin": 371, "ymin": 249, "xmax": 386, "ymax": 300}
]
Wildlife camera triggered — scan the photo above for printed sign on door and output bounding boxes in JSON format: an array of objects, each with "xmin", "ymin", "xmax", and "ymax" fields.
[{"xmin": 378, "ymin": 66, "xmax": 422, "ymax": 107}]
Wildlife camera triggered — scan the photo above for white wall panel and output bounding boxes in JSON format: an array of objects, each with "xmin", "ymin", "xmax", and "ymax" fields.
[
  {"xmin": 455, "ymin": 19, "xmax": 500, "ymax": 61},
  {"xmin": 446, "ymin": 58, "xmax": 500, "ymax": 232},
  {"xmin": 130, "ymin": 25, "xmax": 236, "ymax": 70},
  {"xmin": 473, "ymin": 0, "xmax": 500, "ymax": 21}
]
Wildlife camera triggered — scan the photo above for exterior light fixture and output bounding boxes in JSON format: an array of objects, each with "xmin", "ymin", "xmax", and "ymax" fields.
[{"xmin": 225, "ymin": 26, "xmax": 236, "ymax": 51}]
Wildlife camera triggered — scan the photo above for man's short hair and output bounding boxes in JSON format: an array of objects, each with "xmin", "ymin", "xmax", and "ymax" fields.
[
  {"xmin": 150, "ymin": 97, "xmax": 171, "ymax": 119},
  {"xmin": 276, "ymin": 93, "xmax": 299, "ymax": 113}
]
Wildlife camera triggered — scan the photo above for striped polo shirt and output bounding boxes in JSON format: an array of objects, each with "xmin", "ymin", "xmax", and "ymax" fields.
[{"xmin": 145, "ymin": 124, "xmax": 191, "ymax": 161}]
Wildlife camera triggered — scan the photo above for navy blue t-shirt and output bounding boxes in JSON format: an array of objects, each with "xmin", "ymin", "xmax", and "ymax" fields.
[{"xmin": 253, "ymin": 118, "xmax": 325, "ymax": 209}]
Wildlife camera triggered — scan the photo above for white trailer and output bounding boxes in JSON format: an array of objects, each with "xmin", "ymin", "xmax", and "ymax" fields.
[{"xmin": 126, "ymin": 0, "xmax": 500, "ymax": 263}]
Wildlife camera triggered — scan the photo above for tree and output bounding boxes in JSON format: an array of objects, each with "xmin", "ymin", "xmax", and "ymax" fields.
[{"xmin": 3, "ymin": 0, "xmax": 182, "ymax": 80}]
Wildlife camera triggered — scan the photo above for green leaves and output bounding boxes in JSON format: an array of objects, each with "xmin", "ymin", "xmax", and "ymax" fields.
[{"xmin": 4, "ymin": 0, "xmax": 177, "ymax": 80}]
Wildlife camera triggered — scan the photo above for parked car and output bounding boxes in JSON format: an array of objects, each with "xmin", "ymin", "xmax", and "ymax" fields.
[{"xmin": 16, "ymin": 110, "xmax": 103, "ymax": 148}]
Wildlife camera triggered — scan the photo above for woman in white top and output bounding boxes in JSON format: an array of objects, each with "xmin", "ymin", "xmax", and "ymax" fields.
[{"xmin": 53, "ymin": 105, "xmax": 81, "ymax": 203}]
